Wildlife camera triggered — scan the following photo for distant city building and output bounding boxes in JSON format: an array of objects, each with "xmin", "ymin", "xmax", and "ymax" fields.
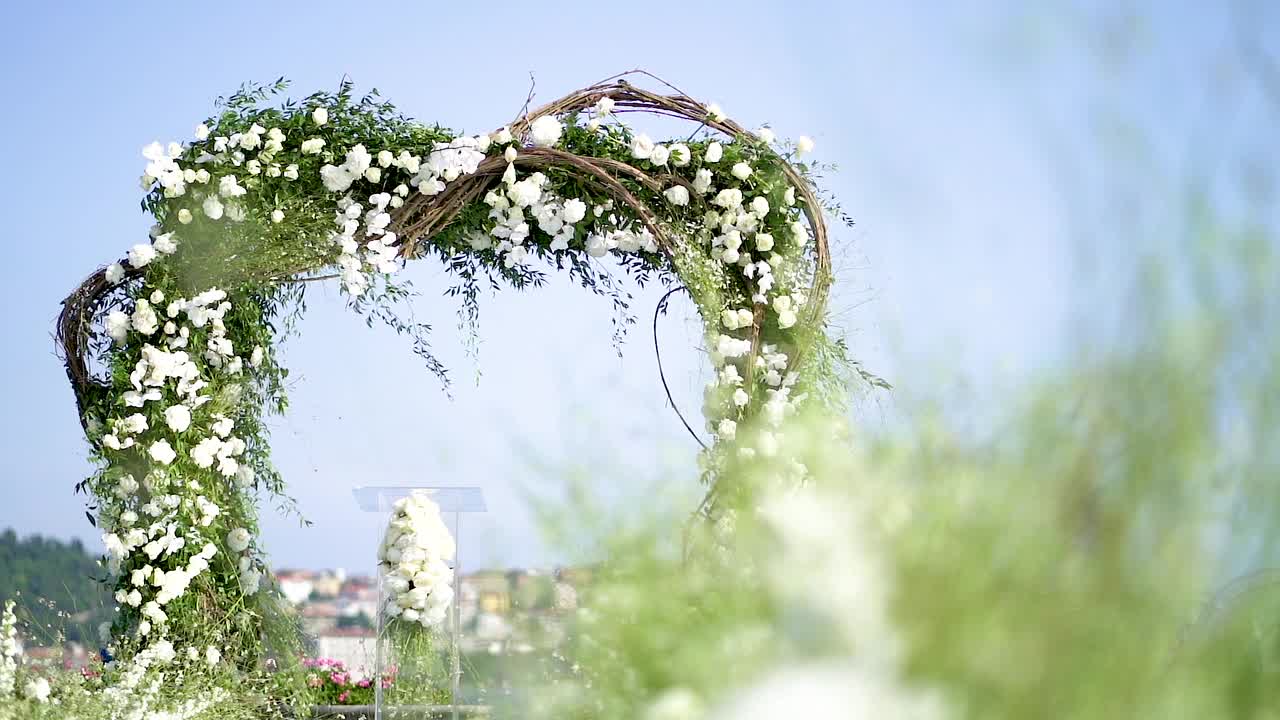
[
  {"xmin": 314, "ymin": 628, "xmax": 376, "ymax": 677},
  {"xmin": 276, "ymin": 565, "xmax": 592, "ymax": 663}
]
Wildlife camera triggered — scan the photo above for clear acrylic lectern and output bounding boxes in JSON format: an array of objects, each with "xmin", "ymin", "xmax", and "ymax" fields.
[{"xmin": 353, "ymin": 486, "xmax": 486, "ymax": 720}]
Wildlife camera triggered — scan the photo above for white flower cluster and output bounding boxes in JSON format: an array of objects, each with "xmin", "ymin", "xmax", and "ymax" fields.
[
  {"xmin": 322, "ymin": 136, "xmax": 490, "ymax": 295},
  {"xmin": 0, "ymin": 600, "xmax": 16, "ymax": 700},
  {"xmin": 481, "ymin": 168, "xmax": 594, "ymax": 267},
  {"xmin": 142, "ymin": 121, "xmax": 303, "ymax": 231},
  {"xmin": 331, "ymin": 191, "xmax": 401, "ymax": 296},
  {"xmin": 97, "ymin": 637, "xmax": 228, "ymax": 719},
  {"xmin": 94, "ymin": 277, "xmax": 269, "ymax": 655},
  {"xmin": 378, "ymin": 492, "xmax": 456, "ymax": 629}
]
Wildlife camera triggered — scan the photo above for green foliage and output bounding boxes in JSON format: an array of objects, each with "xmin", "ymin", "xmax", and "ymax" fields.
[{"xmin": 0, "ymin": 530, "xmax": 111, "ymax": 646}]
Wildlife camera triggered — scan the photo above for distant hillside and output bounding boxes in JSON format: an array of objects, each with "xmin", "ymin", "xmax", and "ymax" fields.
[{"xmin": 0, "ymin": 529, "xmax": 111, "ymax": 645}]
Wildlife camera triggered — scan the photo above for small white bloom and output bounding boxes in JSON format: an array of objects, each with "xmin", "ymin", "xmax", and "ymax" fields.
[
  {"xmin": 731, "ymin": 162, "xmax": 753, "ymax": 180},
  {"xmin": 704, "ymin": 142, "xmax": 723, "ymax": 163},
  {"xmin": 153, "ymin": 232, "xmax": 177, "ymax": 255},
  {"xmin": 668, "ymin": 143, "xmax": 692, "ymax": 167},
  {"xmin": 23, "ymin": 677, "xmax": 51, "ymax": 703},
  {"xmin": 205, "ymin": 646, "xmax": 221, "ymax": 666},
  {"xmin": 563, "ymin": 198, "xmax": 587, "ymax": 224},
  {"xmin": 226, "ymin": 528, "xmax": 251, "ymax": 553},
  {"xmin": 270, "ymin": 209, "xmax": 285, "ymax": 224},
  {"xmin": 105, "ymin": 263, "xmax": 125, "ymax": 284},
  {"xmin": 717, "ymin": 418, "xmax": 738, "ymax": 441},
  {"xmin": 692, "ymin": 169, "xmax": 714, "ymax": 195},
  {"xmin": 195, "ymin": 123, "xmax": 210, "ymax": 141},
  {"xmin": 758, "ymin": 126, "xmax": 776, "ymax": 144},
  {"xmin": 594, "ymin": 96, "xmax": 615, "ymax": 115},
  {"xmin": 148, "ymin": 439, "xmax": 176, "ymax": 465},
  {"xmin": 796, "ymin": 135, "xmax": 815, "ymax": 155},
  {"xmin": 630, "ymin": 134, "xmax": 655, "ymax": 160},
  {"xmin": 664, "ymin": 185, "xmax": 690, "ymax": 206},
  {"xmin": 649, "ymin": 144, "xmax": 670, "ymax": 166},
  {"xmin": 733, "ymin": 388, "xmax": 750, "ymax": 407},
  {"xmin": 163, "ymin": 405, "xmax": 191, "ymax": 433},
  {"xmin": 127, "ymin": 244, "xmax": 157, "ymax": 269},
  {"xmin": 300, "ymin": 138, "xmax": 325, "ymax": 155},
  {"xmin": 364, "ymin": 167, "xmax": 382, "ymax": 183},
  {"xmin": 177, "ymin": 208, "xmax": 193, "ymax": 224},
  {"xmin": 504, "ymin": 146, "xmax": 518, "ymax": 163},
  {"xmin": 312, "ymin": 107, "xmax": 329, "ymax": 126},
  {"xmin": 529, "ymin": 115, "xmax": 564, "ymax": 147},
  {"xmin": 202, "ymin": 194, "xmax": 224, "ymax": 220},
  {"xmin": 755, "ymin": 232, "xmax": 775, "ymax": 252},
  {"xmin": 707, "ymin": 103, "xmax": 726, "ymax": 121}
]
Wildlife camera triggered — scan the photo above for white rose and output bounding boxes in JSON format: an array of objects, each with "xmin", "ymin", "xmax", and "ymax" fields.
[
  {"xmin": 663, "ymin": 186, "xmax": 690, "ymax": 206},
  {"xmin": 205, "ymin": 646, "xmax": 222, "ymax": 666},
  {"xmin": 649, "ymin": 144, "xmax": 670, "ymax": 166},
  {"xmin": 750, "ymin": 197, "xmax": 770, "ymax": 216},
  {"xmin": 226, "ymin": 528, "xmax": 251, "ymax": 553},
  {"xmin": 23, "ymin": 677, "xmax": 51, "ymax": 703},
  {"xmin": 202, "ymin": 194, "xmax": 224, "ymax": 220},
  {"xmin": 128, "ymin": 243, "xmax": 157, "ymax": 269},
  {"xmin": 270, "ymin": 209, "xmax": 284, "ymax": 224},
  {"xmin": 153, "ymin": 233, "xmax": 177, "ymax": 255},
  {"xmin": 312, "ymin": 107, "xmax": 329, "ymax": 126},
  {"xmin": 177, "ymin": 208, "xmax": 193, "ymax": 224},
  {"xmin": 630, "ymin": 133, "xmax": 655, "ymax": 160},
  {"xmin": 733, "ymin": 388, "xmax": 750, "ymax": 407},
  {"xmin": 529, "ymin": 115, "xmax": 563, "ymax": 147},
  {"xmin": 796, "ymin": 135, "xmax": 815, "ymax": 155},
  {"xmin": 563, "ymin": 198, "xmax": 587, "ymax": 224},
  {"xmin": 148, "ymin": 440, "xmax": 176, "ymax": 465},
  {"xmin": 707, "ymin": 103, "xmax": 726, "ymax": 121},
  {"xmin": 195, "ymin": 123, "xmax": 210, "ymax": 141},
  {"xmin": 668, "ymin": 143, "xmax": 692, "ymax": 167},
  {"xmin": 755, "ymin": 233, "xmax": 775, "ymax": 252},
  {"xmin": 163, "ymin": 405, "xmax": 191, "ymax": 433},
  {"xmin": 692, "ymin": 169, "xmax": 714, "ymax": 195},
  {"xmin": 300, "ymin": 138, "xmax": 325, "ymax": 155},
  {"xmin": 731, "ymin": 162, "xmax": 753, "ymax": 180},
  {"xmin": 105, "ymin": 263, "xmax": 125, "ymax": 284},
  {"xmin": 364, "ymin": 167, "xmax": 382, "ymax": 183},
  {"xmin": 757, "ymin": 127, "xmax": 776, "ymax": 144},
  {"xmin": 704, "ymin": 142, "xmax": 723, "ymax": 163}
]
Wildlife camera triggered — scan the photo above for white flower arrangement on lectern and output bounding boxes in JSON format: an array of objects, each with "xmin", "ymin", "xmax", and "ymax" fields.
[{"xmin": 378, "ymin": 492, "xmax": 456, "ymax": 628}]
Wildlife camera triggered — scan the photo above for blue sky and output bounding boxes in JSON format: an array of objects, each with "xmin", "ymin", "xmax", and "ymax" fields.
[{"xmin": 0, "ymin": 1, "xmax": 1261, "ymax": 572}]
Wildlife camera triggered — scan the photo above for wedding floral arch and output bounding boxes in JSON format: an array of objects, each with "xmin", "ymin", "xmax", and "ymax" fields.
[{"xmin": 54, "ymin": 71, "xmax": 848, "ymax": 682}]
